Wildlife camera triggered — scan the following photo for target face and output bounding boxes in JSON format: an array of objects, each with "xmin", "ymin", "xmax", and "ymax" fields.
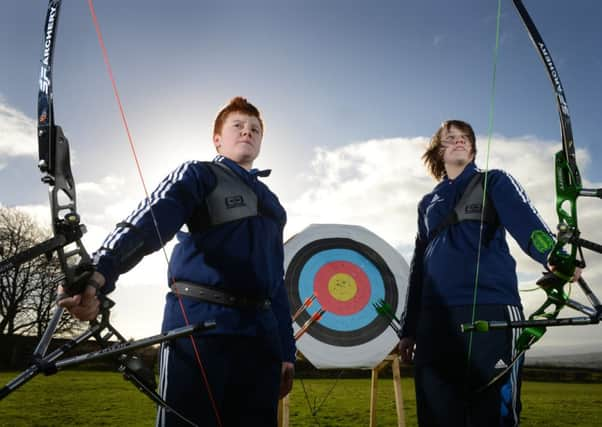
[{"xmin": 285, "ymin": 224, "xmax": 409, "ymax": 369}]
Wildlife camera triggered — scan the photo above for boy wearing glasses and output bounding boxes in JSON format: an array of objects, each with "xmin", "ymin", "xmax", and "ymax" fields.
[{"xmin": 398, "ymin": 120, "xmax": 568, "ymax": 426}]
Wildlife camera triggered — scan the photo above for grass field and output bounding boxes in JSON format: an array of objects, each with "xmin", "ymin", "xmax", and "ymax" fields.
[{"xmin": 1, "ymin": 370, "xmax": 601, "ymax": 426}]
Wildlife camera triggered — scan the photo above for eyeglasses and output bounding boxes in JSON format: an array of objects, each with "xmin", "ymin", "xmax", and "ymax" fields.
[{"xmin": 441, "ymin": 134, "xmax": 471, "ymax": 146}]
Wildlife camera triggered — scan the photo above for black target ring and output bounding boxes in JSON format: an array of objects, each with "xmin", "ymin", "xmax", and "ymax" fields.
[{"xmin": 286, "ymin": 238, "xmax": 398, "ymax": 347}]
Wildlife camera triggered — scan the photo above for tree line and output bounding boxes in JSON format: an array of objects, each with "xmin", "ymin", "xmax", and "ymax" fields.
[{"xmin": 0, "ymin": 206, "xmax": 82, "ymax": 338}]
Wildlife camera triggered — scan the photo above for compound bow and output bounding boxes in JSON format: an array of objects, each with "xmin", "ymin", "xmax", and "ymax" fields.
[
  {"xmin": 0, "ymin": 3, "xmax": 214, "ymax": 423},
  {"xmin": 462, "ymin": 0, "xmax": 602, "ymax": 390}
]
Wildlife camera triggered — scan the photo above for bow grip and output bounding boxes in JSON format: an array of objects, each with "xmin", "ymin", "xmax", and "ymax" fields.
[
  {"xmin": 57, "ymin": 262, "xmax": 95, "ymax": 299},
  {"xmin": 536, "ymin": 271, "xmax": 567, "ymax": 289}
]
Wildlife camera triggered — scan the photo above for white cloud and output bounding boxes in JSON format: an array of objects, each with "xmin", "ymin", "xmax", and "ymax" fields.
[
  {"xmin": 0, "ymin": 100, "xmax": 36, "ymax": 158},
  {"xmin": 286, "ymin": 137, "xmax": 431, "ymax": 248},
  {"xmin": 78, "ymin": 176, "xmax": 126, "ymax": 197},
  {"xmin": 77, "ymin": 175, "xmax": 146, "ymax": 244}
]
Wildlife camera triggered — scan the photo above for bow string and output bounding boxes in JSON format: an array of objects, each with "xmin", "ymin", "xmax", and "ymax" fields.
[{"xmin": 85, "ymin": 1, "xmax": 222, "ymax": 424}]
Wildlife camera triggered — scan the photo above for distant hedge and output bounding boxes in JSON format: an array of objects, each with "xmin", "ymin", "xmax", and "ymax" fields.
[{"xmin": 2, "ymin": 335, "xmax": 600, "ymax": 383}]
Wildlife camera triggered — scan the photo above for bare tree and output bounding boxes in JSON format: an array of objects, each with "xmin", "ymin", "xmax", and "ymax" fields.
[{"xmin": 0, "ymin": 207, "xmax": 83, "ymax": 337}]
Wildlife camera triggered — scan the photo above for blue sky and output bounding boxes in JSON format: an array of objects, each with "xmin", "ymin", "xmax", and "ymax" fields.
[
  {"xmin": 1, "ymin": 1, "xmax": 601, "ymax": 355},
  {"xmin": 2, "ymin": 1, "xmax": 602, "ymax": 201}
]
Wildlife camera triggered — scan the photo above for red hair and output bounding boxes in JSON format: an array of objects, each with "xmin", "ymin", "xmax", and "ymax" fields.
[{"xmin": 213, "ymin": 97, "xmax": 264, "ymax": 137}]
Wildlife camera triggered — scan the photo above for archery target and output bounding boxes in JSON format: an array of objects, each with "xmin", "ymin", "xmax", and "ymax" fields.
[{"xmin": 285, "ymin": 224, "xmax": 409, "ymax": 369}]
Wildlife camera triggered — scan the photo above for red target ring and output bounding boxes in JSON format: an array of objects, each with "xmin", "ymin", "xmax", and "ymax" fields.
[{"xmin": 313, "ymin": 260, "xmax": 371, "ymax": 315}]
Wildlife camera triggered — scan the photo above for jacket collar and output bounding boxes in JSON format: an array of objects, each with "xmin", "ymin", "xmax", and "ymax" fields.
[
  {"xmin": 213, "ymin": 155, "xmax": 272, "ymax": 179},
  {"xmin": 443, "ymin": 161, "xmax": 478, "ymax": 183}
]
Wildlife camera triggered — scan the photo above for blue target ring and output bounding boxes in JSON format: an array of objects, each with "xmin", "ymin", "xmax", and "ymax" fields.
[{"xmin": 299, "ymin": 249, "xmax": 385, "ymax": 331}]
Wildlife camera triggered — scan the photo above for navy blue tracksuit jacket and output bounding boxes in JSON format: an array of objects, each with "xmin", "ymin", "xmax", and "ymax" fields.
[
  {"xmin": 401, "ymin": 162, "xmax": 554, "ymax": 337},
  {"xmin": 93, "ymin": 155, "xmax": 296, "ymax": 363}
]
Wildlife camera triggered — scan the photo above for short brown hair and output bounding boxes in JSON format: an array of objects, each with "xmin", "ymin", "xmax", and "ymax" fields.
[
  {"xmin": 213, "ymin": 97, "xmax": 264, "ymax": 137},
  {"xmin": 422, "ymin": 120, "xmax": 476, "ymax": 181}
]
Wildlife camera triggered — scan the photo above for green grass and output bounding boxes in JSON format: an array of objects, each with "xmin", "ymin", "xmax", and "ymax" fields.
[
  {"xmin": 520, "ymin": 382, "xmax": 602, "ymax": 426},
  {"xmin": 0, "ymin": 371, "xmax": 601, "ymax": 426},
  {"xmin": 0, "ymin": 370, "xmax": 154, "ymax": 426},
  {"xmin": 287, "ymin": 377, "xmax": 416, "ymax": 426}
]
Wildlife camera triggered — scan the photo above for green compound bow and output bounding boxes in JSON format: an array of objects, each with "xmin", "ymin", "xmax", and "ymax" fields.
[{"xmin": 461, "ymin": 0, "xmax": 602, "ymax": 390}]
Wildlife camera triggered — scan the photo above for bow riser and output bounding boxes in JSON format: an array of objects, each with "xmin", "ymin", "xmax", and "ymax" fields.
[{"xmin": 513, "ymin": 0, "xmax": 580, "ymax": 188}]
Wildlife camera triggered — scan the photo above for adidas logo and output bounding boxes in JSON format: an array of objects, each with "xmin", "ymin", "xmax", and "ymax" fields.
[{"xmin": 494, "ymin": 359, "xmax": 508, "ymax": 369}]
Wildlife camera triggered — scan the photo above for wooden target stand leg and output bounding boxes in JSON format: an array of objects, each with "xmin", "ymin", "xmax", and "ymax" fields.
[
  {"xmin": 278, "ymin": 393, "xmax": 290, "ymax": 427},
  {"xmin": 370, "ymin": 354, "xmax": 405, "ymax": 427},
  {"xmin": 277, "ymin": 353, "xmax": 405, "ymax": 427}
]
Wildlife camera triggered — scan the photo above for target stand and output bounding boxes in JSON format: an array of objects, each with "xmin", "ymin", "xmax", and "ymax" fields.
[{"xmin": 279, "ymin": 224, "xmax": 409, "ymax": 426}]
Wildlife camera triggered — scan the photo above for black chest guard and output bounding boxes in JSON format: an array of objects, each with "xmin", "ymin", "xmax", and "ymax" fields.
[
  {"xmin": 429, "ymin": 172, "xmax": 500, "ymax": 244},
  {"xmin": 187, "ymin": 162, "xmax": 259, "ymax": 233}
]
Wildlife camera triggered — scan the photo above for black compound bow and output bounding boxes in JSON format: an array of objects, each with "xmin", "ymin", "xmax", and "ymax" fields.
[{"xmin": 0, "ymin": 3, "xmax": 214, "ymax": 423}]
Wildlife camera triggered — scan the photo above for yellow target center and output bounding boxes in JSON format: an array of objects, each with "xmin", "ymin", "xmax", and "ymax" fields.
[{"xmin": 327, "ymin": 273, "xmax": 358, "ymax": 302}]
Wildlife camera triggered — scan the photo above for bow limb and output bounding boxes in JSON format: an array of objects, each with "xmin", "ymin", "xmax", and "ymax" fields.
[
  {"xmin": 509, "ymin": 0, "xmax": 581, "ymax": 352},
  {"xmin": 512, "ymin": 0, "xmax": 581, "ymax": 281},
  {"xmin": 37, "ymin": 0, "xmax": 93, "ymax": 296},
  {"xmin": 28, "ymin": 0, "xmax": 103, "ymax": 363}
]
